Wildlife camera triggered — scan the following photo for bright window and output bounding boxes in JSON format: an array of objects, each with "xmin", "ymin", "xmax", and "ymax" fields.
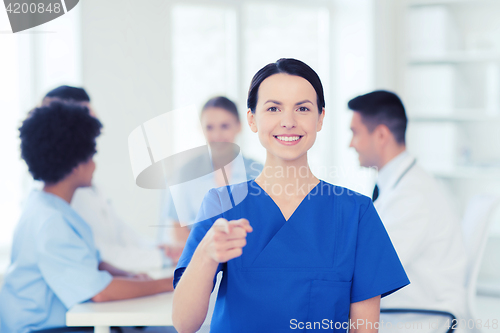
[{"xmin": 0, "ymin": 5, "xmax": 82, "ymax": 251}]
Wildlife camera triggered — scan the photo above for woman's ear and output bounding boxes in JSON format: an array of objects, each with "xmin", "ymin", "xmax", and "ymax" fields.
[
  {"xmin": 236, "ymin": 120, "xmax": 242, "ymax": 134},
  {"xmin": 316, "ymin": 108, "xmax": 325, "ymax": 132},
  {"xmin": 247, "ymin": 109, "xmax": 258, "ymax": 133}
]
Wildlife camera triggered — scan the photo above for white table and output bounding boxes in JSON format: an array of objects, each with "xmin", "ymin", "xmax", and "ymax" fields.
[
  {"xmin": 67, "ymin": 268, "xmax": 177, "ymax": 333},
  {"xmin": 67, "ymin": 269, "xmax": 220, "ymax": 333},
  {"xmin": 66, "ymin": 291, "xmax": 174, "ymax": 333}
]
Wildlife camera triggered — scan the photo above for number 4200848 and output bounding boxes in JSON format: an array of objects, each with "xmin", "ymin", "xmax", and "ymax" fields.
[
  {"xmin": 6, "ymin": 2, "xmax": 62, "ymax": 14},
  {"xmin": 446, "ymin": 319, "xmax": 499, "ymax": 330}
]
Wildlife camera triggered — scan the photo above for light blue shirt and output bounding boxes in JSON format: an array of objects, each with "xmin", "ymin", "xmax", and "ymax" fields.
[{"xmin": 0, "ymin": 190, "xmax": 113, "ymax": 333}]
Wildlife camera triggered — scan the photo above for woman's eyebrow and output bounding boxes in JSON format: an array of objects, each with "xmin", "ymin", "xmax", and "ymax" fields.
[
  {"xmin": 264, "ymin": 100, "xmax": 313, "ymax": 105},
  {"xmin": 295, "ymin": 100, "xmax": 313, "ymax": 105},
  {"xmin": 264, "ymin": 100, "xmax": 282, "ymax": 105}
]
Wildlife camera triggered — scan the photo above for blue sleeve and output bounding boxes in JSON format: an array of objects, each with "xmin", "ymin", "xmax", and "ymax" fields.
[
  {"xmin": 244, "ymin": 157, "xmax": 263, "ymax": 180},
  {"xmin": 173, "ymin": 189, "xmax": 224, "ymax": 288},
  {"xmin": 350, "ymin": 199, "xmax": 410, "ymax": 303},
  {"xmin": 36, "ymin": 215, "xmax": 113, "ymax": 308},
  {"xmin": 160, "ymin": 188, "xmax": 179, "ymax": 222}
]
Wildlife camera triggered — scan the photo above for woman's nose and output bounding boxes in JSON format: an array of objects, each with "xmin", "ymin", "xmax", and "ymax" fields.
[
  {"xmin": 280, "ymin": 111, "xmax": 297, "ymax": 129},
  {"xmin": 209, "ymin": 129, "xmax": 224, "ymax": 142}
]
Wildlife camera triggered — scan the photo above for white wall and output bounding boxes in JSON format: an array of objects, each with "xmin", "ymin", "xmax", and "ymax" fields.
[
  {"xmin": 81, "ymin": 0, "xmax": 173, "ymax": 239},
  {"xmin": 329, "ymin": 0, "xmax": 377, "ymax": 195}
]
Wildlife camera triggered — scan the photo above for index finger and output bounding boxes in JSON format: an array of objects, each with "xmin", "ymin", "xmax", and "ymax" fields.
[
  {"xmin": 213, "ymin": 217, "xmax": 230, "ymax": 234},
  {"xmin": 229, "ymin": 218, "xmax": 252, "ymax": 233}
]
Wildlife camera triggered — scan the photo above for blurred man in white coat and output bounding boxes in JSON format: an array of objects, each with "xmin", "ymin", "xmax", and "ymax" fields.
[{"xmin": 348, "ymin": 90, "xmax": 467, "ymax": 321}]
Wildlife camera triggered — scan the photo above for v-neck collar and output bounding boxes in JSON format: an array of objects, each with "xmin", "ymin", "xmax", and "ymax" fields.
[{"xmin": 251, "ymin": 179, "xmax": 322, "ymax": 222}]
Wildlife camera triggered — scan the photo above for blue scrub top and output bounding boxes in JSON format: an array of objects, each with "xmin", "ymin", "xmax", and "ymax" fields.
[
  {"xmin": 174, "ymin": 180, "xmax": 409, "ymax": 332},
  {"xmin": 0, "ymin": 190, "xmax": 113, "ymax": 333}
]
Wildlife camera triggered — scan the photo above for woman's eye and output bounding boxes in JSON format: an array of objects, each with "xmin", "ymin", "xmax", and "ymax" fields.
[
  {"xmin": 267, "ymin": 106, "xmax": 279, "ymax": 112},
  {"xmin": 298, "ymin": 107, "xmax": 309, "ymax": 112},
  {"xmin": 206, "ymin": 125, "xmax": 213, "ymax": 131}
]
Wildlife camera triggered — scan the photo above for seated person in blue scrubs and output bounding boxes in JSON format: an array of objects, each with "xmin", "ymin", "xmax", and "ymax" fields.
[
  {"xmin": 172, "ymin": 58, "xmax": 410, "ymax": 333},
  {"xmin": 43, "ymin": 85, "xmax": 183, "ymax": 270},
  {"xmin": 0, "ymin": 102, "xmax": 174, "ymax": 333}
]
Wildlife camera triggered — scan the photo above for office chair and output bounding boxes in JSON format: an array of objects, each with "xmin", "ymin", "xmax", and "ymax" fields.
[
  {"xmin": 461, "ymin": 194, "xmax": 500, "ymax": 330},
  {"xmin": 380, "ymin": 194, "xmax": 499, "ymax": 333},
  {"xmin": 380, "ymin": 308, "xmax": 456, "ymax": 333},
  {"xmin": 32, "ymin": 327, "xmax": 123, "ymax": 333}
]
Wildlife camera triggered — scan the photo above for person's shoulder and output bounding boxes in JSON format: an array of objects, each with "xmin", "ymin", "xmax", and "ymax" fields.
[
  {"xmin": 21, "ymin": 191, "xmax": 68, "ymax": 231},
  {"xmin": 243, "ymin": 156, "xmax": 263, "ymax": 169},
  {"xmin": 243, "ymin": 156, "xmax": 262, "ymax": 166},
  {"xmin": 317, "ymin": 180, "xmax": 372, "ymax": 208},
  {"xmin": 210, "ymin": 180, "xmax": 252, "ymax": 197},
  {"xmin": 318, "ymin": 180, "xmax": 369, "ymax": 199},
  {"xmin": 25, "ymin": 191, "xmax": 64, "ymax": 215},
  {"xmin": 397, "ymin": 162, "xmax": 443, "ymax": 195},
  {"xmin": 315, "ymin": 181, "xmax": 376, "ymax": 227}
]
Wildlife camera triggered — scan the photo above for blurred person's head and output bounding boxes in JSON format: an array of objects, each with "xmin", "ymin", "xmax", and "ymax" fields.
[
  {"xmin": 348, "ymin": 90, "xmax": 407, "ymax": 169},
  {"xmin": 43, "ymin": 85, "xmax": 96, "ymax": 117},
  {"xmin": 201, "ymin": 96, "xmax": 241, "ymax": 143},
  {"xmin": 19, "ymin": 101, "xmax": 102, "ymax": 187},
  {"xmin": 246, "ymin": 58, "xmax": 325, "ymax": 163}
]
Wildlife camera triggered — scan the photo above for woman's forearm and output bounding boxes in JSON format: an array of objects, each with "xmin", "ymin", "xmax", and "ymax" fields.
[
  {"xmin": 91, "ymin": 277, "xmax": 173, "ymax": 302},
  {"xmin": 349, "ymin": 295, "xmax": 381, "ymax": 333},
  {"xmin": 172, "ymin": 218, "xmax": 251, "ymax": 333},
  {"xmin": 98, "ymin": 261, "xmax": 134, "ymax": 277},
  {"xmin": 172, "ymin": 242, "xmax": 219, "ymax": 333}
]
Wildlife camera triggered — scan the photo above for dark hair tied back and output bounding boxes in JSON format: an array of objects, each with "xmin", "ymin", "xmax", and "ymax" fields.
[
  {"xmin": 247, "ymin": 58, "xmax": 325, "ymax": 114},
  {"xmin": 202, "ymin": 96, "xmax": 240, "ymax": 122}
]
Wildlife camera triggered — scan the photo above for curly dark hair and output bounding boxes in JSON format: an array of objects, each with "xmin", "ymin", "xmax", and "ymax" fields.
[
  {"xmin": 19, "ymin": 101, "xmax": 103, "ymax": 183},
  {"xmin": 44, "ymin": 85, "xmax": 91, "ymax": 103}
]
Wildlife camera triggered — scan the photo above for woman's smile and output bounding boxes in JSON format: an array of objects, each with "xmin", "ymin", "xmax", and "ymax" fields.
[{"xmin": 273, "ymin": 134, "xmax": 304, "ymax": 145}]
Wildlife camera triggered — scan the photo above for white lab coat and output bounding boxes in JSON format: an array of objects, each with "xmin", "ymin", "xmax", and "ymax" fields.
[
  {"xmin": 71, "ymin": 186, "xmax": 165, "ymax": 272},
  {"xmin": 375, "ymin": 152, "xmax": 467, "ymax": 320}
]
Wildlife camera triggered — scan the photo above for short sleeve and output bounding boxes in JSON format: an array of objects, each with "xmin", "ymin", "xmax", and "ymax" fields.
[
  {"xmin": 160, "ymin": 188, "xmax": 180, "ymax": 222},
  {"xmin": 36, "ymin": 215, "xmax": 113, "ymax": 308},
  {"xmin": 173, "ymin": 189, "xmax": 224, "ymax": 289},
  {"xmin": 244, "ymin": 158, "xmax": 263, "ymax": 180},
  {"xmin": 350, "ymin": 200, "xmax": 410, "ymax": 303},
  {"xmin": 96, "ymin": 249, "xmax": 102, "ymax": 263},
  {"xmin": 160, "ymin": 188, "xmax": 198, "ymax": 235}
]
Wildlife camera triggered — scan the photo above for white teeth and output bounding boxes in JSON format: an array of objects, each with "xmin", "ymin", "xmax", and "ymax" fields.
[{"xmin": 276, "ymin": 136, "xmax": 301, "ymax": 142}]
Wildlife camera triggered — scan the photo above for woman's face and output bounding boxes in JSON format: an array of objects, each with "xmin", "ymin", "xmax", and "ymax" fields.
[
  {"xmin": 201, "ymin": 107, "xmax": 241, "ymax": 144},
  {"xmin": 247, "ymin": 73, "xmax": 325, "ymax": 162}
]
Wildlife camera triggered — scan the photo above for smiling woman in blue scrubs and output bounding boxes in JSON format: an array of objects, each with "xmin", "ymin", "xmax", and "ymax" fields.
[{"xmin": 172, "ymin": 58, "xmax": 410, "ymax": 333}]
